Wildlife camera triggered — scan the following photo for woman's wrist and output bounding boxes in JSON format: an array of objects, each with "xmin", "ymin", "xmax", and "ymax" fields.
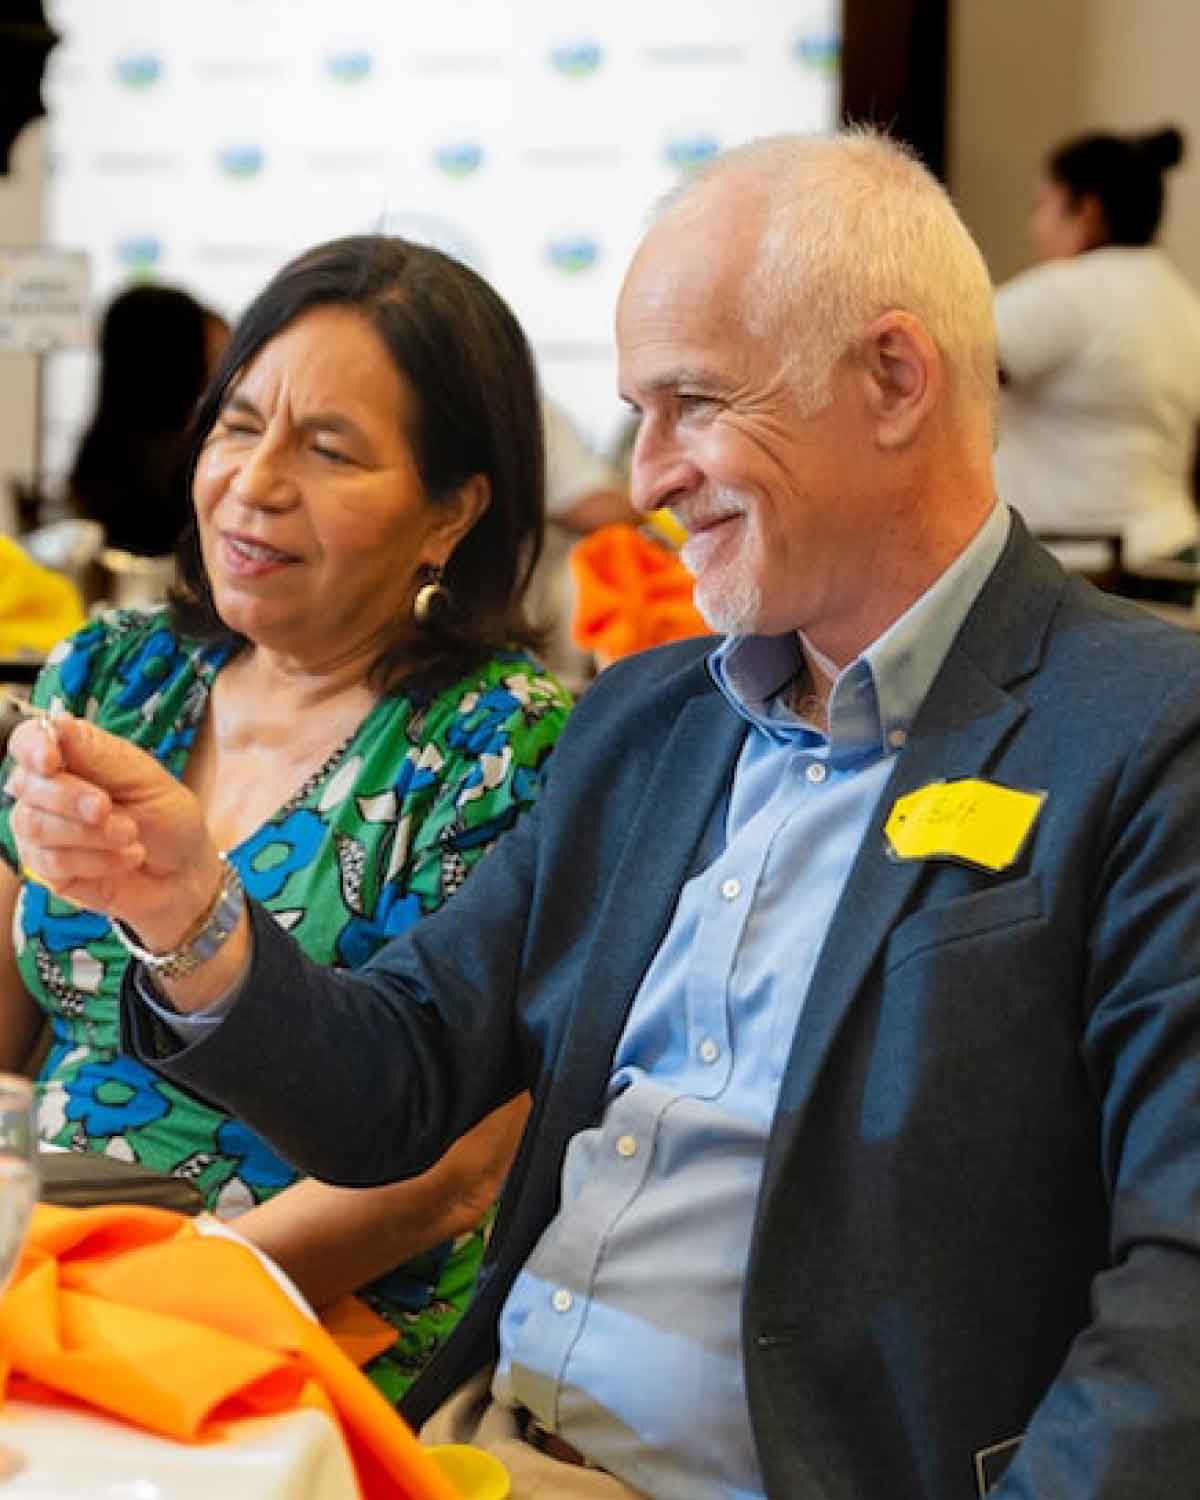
[
  {"xmin": 118, "ymin": 849, "xmax": 230, "ymax": 954},
  {"xmin": 112, "ymin": 855, "xmax": 244, "ymax": 979},
  {"xmin": 153, "ymin": 905, "xmax": 253, "ymax": 1014},
  {"xmin": 120, "ymin": 851, "xmax": 254, "ymax": 1014}
]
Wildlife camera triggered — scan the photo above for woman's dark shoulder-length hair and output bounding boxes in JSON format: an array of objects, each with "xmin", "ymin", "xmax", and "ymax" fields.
[
  {"xmin": 170, "ymin": 234, "xmax": 546, "ymax": 696},
  {"xmin": 1048, "ymin": 125, "xmax": 1185, "ymax": 247}
]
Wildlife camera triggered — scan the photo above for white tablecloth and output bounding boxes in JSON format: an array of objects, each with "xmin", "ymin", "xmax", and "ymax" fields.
[{"xmin": 0, "ymin": 1398, "xmax": 360, "ymax": 1498}]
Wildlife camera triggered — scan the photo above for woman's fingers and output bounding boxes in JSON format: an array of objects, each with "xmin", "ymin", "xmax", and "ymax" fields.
[
  {"xmin": 54, "ymin": 714, "xmax": 170, "ymax": 804},
  {"xmin": 22, "ymin": 841, "xmax": 145, "ymax": 888},
  {"xmin": 7, "ymin": 766, "xmax": 117, "ymax": 829},
  {"xmin": 10, "ymin": 713, "xmax": 162, "ymax": 812},
  {"xmin": 8, "ymin": 708, "xmax": 218, "ymax": 936},
  {"xmin": 8, "ymin": 715, "xmax": 66, "ymax": 777},
  {"xmin": 11, "ymin": 796, "xmax": 138, "ymax": 852},
  {"xmin": 7, "ymin": 717, "xmax": 144, "ymax": 900}
]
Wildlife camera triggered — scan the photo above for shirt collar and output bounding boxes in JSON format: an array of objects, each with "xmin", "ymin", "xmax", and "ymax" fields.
[{"xmin": 709, "ymin": 501, "xmax": 1011, "ymax": 762}]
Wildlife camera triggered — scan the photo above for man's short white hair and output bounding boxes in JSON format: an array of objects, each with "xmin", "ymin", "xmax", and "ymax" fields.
[{"xmin": 657, "ymin": 129, "xmax": 998, "ymax": 418}]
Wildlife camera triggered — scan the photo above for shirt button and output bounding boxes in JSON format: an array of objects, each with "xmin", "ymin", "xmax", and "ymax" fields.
[
  {"xmin": 552, "ymin": 1288, "xmax": 573, "ymax": 1313},
  {"xmin": 805, "ymin": 762, "xmax": 827, "ymax": 784},
  {"xmin": 720, "ymin": 877, "xmax": 741, "ymax": 901},
  {"xmin": 699, "ymin": 1037, "xmax": 720, "ymax": 1064},
  {"xmin": 616, "ymin": 1134, "xmax": 638, "ymax": 1158},
  {"xmin": 888, "ymin": 728, "xmax": 908, "ymax": 749}
]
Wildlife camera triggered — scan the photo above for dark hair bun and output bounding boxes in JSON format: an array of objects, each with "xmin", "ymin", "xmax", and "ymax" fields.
[{"xmin": 1137, "ymin": 126, "xmax": 1185, "ymax": 172}]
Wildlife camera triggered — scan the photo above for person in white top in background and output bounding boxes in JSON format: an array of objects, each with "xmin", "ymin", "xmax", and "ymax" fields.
[{"xmin": 994, "ymin": 125, "xmax": 1200, "ymax": 580}]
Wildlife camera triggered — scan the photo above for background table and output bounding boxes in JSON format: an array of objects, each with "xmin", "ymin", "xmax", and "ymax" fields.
[{"xmin": 37, "ymin": 1147, "xmax": 205, "ymax": 1214}]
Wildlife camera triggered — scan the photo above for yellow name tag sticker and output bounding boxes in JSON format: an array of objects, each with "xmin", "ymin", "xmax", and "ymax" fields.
[{"xmin": 885, "ymin": 779, "xmax": 1045, "ymax": 873}]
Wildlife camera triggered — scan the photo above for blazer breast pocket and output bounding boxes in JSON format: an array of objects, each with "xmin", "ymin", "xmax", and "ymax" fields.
[{"xmin": 884, "ymin": 874, "xmax": 1043, "ymax": 975}]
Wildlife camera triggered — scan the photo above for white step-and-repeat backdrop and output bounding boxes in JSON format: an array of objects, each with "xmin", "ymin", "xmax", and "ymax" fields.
[{"xmin": 39, "ymin": 0, "xmax": 840, "ymax": 491}]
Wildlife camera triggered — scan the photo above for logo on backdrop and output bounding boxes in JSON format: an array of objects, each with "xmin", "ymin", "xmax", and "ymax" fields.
[
  {"xmin": 115, "ymin": 237, "xmax": 163, "ymax": 272},
  {"xmin": 323, "ymin": 50, "xmax": 373, "ymax": 84},
  {"xmin": 114, "ymin": 53, "xmax": 163, "ymax": 90},
  {"xmin": 92, "ymin": 150, "xmax": 176, "ymax": 174},
  {"xmin": 545, "ymin": 234, "xmax": 600, "ymax": 274},
  {"xmin": 548, "ymin": 38, "xmax": 603, "ymax": 78},
  {"xmin": 793, "ymin": 30, "xmax": 841, "ymax": 74},
  {"xmin": 432, "ymin": 141, "xmax": 484, "ymax": 178},
  {"xmin": 216, "ymin": 144, "xmax": 266, "ymax": 179},
  {"xmin": 643, "ymin": 43, "xmax": 746, "ymax": 66},
  {"xmin": 664, "ymin": 134, "xmax": 719, "ymax": 172}
]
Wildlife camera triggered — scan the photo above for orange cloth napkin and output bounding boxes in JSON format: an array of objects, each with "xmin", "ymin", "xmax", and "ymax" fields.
[
  {"xmin": 0, "ymin": 1203, "xmax": 461, "ymax": 1500},
  {"xmin": 570, "ymin": 524, "xmax": 709, "ymax": 666}
]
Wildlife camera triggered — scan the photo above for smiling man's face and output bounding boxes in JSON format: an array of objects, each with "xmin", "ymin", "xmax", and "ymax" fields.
[{"xmin": 616, "ymin": 196, "xmax": 884, "ymax": 654}]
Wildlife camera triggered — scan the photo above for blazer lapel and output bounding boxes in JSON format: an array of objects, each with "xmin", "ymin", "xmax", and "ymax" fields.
[
  {"xmin": 765, "ymin": 523, "xmax": 1065, "ymax": 1174},
  {"xmin": 555, "ymin": 691, "xmax": 747, "ymax": 1115}
]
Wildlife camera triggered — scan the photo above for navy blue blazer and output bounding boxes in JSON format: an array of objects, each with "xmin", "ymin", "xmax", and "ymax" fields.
[{"xmin": 125, "ymin": 517, "xmax": 1200, "ymax": 1499}]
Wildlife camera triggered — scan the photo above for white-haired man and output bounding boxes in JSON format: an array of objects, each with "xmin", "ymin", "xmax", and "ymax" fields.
[{"xmin": 12, "ymin": 132, "xmax": 1200, "ymax": 1500}]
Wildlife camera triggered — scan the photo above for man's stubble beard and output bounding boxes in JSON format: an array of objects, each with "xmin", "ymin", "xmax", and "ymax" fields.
[{"xmin": 684, "ymin": 539, "xmax": 764, "ymax": 637}]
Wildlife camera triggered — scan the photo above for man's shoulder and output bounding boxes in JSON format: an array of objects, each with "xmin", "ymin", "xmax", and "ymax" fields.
[
  {"xmin": 560, "ymin": 636, "xmax": 722, "ymax": 745},
  {"xmin": 1026, "ymin": 579, "xmax": 1200, "ymax": 733},
  {"xmin": 1053, "ymin": 580, "xmax": 1200, "ymax": 671},
  {"xmin": 584, "ymin": 635, "xmax": 720, "ymax": 701},
  {"xmin": 961, "ymin": 524, "xmax": 1200, "ymax": 698}
]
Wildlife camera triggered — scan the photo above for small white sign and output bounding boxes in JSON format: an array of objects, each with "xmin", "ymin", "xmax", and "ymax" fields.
[{"xmin": 0, "ymin": 248, "xmax": 92, "ymax": 353}]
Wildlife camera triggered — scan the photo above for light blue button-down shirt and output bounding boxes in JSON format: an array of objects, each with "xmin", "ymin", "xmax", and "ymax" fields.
[{"xmin": 492, "ymin": 503, "xmax": 1011, "ymax": 1498}]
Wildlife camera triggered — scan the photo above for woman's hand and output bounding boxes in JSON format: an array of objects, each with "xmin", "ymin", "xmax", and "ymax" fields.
[{"xmin": 5, "ymin": 714, "xmax": 224, "ymax": 955}]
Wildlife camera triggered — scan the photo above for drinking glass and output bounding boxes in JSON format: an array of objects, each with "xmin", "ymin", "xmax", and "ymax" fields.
[{"xmin": 0, "ymin": 1075, "xmax": 37, "ymax": 1480}]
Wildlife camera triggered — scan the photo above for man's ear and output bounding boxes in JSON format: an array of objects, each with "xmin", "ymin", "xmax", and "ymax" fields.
[{"xmin": 856, "ymin": 311, "xmax": 941, "ymax": 450}]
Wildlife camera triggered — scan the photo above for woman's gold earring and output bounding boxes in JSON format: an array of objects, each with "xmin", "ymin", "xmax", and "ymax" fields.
[{"xmin": 413, "ymin": 565, "xmax": 450, "ymax": 625}]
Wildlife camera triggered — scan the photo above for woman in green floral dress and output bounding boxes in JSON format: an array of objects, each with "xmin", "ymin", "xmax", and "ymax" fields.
[{"xmin": 0, "ymin": 235, "xmax": 571, "ymax": 1401}]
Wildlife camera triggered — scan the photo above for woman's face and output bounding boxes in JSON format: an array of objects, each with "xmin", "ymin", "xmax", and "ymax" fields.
[
  {"xmin": 192, "ymin": 305, "xmax": 485, "ymax": 669},
  {"xmin": 1028, "ymin": 177, "xmax": 1103, "ymax": 262}
]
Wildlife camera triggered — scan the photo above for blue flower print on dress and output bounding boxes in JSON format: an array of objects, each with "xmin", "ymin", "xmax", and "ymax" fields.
[
  {"xmin": 452, "ymin": 765, "xmax": 542, "ymax": 851},
  {"xmin": 445, "ymin": 686, "xmax": 522, "ymax": 759},
  {"xmin": 65, "ymin": 1055, "xmax": 170, "ymax": 1137},
  {"xmin": 450, "ymin": 805, "xmax": 520, "ymax": 853},
  {"xmin": 391, "ymin": 754, "xmax": 439, "ymax": 803},
  {"xmin": 21, "ymin": 882, "xmax": 110, "ymax": 953},
  {"xmin": 235, "ymin": 808, "xmax": 327, "ymax": 902},
  {"xmin": 214, "ymin": 1117, "xmax": 295, "ymax": 1192},
  {"xmin": 368, "ymin": 1238, "xmax": 454, "ymax": 1311},
  {"xmin": 57, "ymin": 620, "xmax": 109, "ymax": 702},
  {"xmin": 336, "ymin": 883, "xmax": 423, "ymax": 968},
  {"xmin": 114, "ymin": 628, "xmax": 190, "ymax": 712},
  {"xmin": 155, "ymin": 723, "xmax": 199, "ymax": 764}
]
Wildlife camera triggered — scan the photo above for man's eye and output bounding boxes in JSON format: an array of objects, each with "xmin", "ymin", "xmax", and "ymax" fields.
[{"xmin": 314, "ymin": 444, "xmax": 351, "ymax": 464}]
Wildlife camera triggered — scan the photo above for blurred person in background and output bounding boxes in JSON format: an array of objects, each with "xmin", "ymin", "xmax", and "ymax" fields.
[
  {"xmin": 1, "ymin": 234, "xmax": 569, "ymax": 1400},
  {"xmin": 994, "ymin": 126, "xmax": 1200, "ymax": 588},
  {"xmin": 528, "ymin": 397, "xmax": 637, "ymax": 692},
  {"xmin": 68, "ymin": 284, "xmax": 231, "ymax": 558}
]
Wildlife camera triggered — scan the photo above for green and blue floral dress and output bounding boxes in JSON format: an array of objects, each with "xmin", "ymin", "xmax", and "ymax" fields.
[{"xmin": 0, "ymin": 608, "xmax": 570, "ymax": 1400}]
